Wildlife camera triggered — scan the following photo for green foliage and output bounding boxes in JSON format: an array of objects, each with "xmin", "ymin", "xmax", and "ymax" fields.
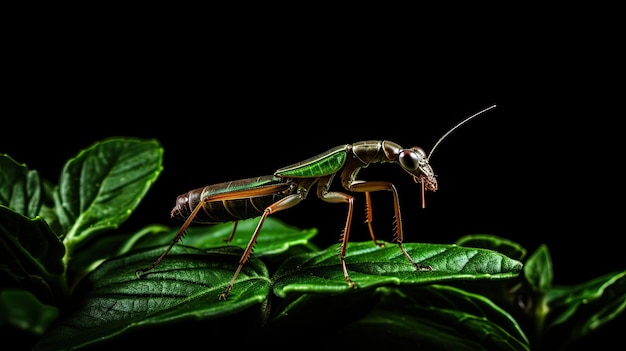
[{"xmin": 1, "ymin": 138, "xmax": 624, "ymax": 350}]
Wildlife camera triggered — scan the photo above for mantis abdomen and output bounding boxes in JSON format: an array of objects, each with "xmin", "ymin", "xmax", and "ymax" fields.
[{"xmin": 170, "ymin": 175, "xmax": 294, "ymax": 223}]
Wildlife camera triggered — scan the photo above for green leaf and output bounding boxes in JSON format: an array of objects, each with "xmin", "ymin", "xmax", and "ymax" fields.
[
  {"xmin": 543, "ymin": 270, "xmax": 626, "ymax": 347},
  {"xmin": 0, "ymin": 288, "xmax": 59, "ymax": 336},
  {"xmin": 68, "ymin": 218, "xmax": 316, "ymax": 287},
  {"xmin": 57, "ymin": 138, "xmax": 163, "ymax": 247},
  {"xmin": 132, "ymin": 217, "xmax": 319, "ymax": 256},
  {"xmin": 264, "ymin": 285, "xmax": 529, "ymax": 350},
  {"xmin": 0, "ymin": 205, "xmax": 66, "ymax": 304},
  {"xmin": 0, "ymin": 154, "xmax": 43, "ymax": 218},
  {"xmin": 266, "ymin": 290, "xmax": 379, "ymax": 328},
  {"xmin": 66, "ymin": 224, "xmax": 171, "ymax": 278},
  {"xmin": 456, "ymin": 234, "xmax": 527, "ymax": 261},
  {"xmin": 37, "ymin": 182, "xmax": 63, "ymax": 236},
  {"xmin": 272, "ymin": 241, "xmax": 523, "ymax": 298},
  {"xmin": 341, "ymin": 285, "xmax": 530, "ymax": 350},
  {"xmin": 34, "ymin": 245, "xmax": 270, "ymax": 351},
  {"xmin": 524, "ymin": 244, "xmax": 553, "ymax": 292}
]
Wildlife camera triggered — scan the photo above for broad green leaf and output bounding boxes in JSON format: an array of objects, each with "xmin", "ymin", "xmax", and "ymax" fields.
[
  {"xmin": 69, "ymin": 218, "xmax": 316, "ymax": 284},
  {"xmin": 344, "ymin": 307, "xmax": 487, "ymax": 350},
  {"xmin": 37, "ymin": 182, "xmax": 62, "ymax": 236},
  {"xmin": 0, "ymin": 154, "xmax": 43, "ymax": 218},
  {"xmin": 456, "ymin": 234, "xmax": 527, "ymax": 261},
  {"xmin": 0, "ymin": 205, "xmax": 66, "ymax": 304},
  {"xmin": 266, "ymin": 289, "xmax": 380, "ymax": 328},
  {"xmin": 272, "ymin": 241, "xmax": 523, "ymax": 298},
  {"xmin": 131, "ymin": 217, "xmax": 319, "ymax": 256},
  {"xmin": 514, "ymin": 244, "xmax": 553, "ymax": 341},
  {"xmin": 0, "ymin": 288, "xmax": 59, "ymax": 336},
  {"xmin": 34, "ymin": 245, "xmax": 270, "ymax": 351},
  {"xmin": 264, "ymin": 285, "xmax": 529, "ymax": 350},
  {"xmin": 339, "ymin": 285, "xmax": 530, "ymax": 350},
  {"xmin": 524, "ymin": 244, "xmax": 552, "ymax": 292},
  {"xmin": 66, "ymin": 224, "xmax": 172, "ymax": 278},
  {"xmin": 543, "ymin": 270, "xmax": 626, "ymax": 347},
  {"xmin": 57, "ymin": 138, "xmax": 163, "ymax": 248}
]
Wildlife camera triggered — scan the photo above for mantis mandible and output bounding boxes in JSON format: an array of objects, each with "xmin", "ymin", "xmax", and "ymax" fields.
[{"xmin": 136, "ymin": 104, "xmax": 497, "ymax": 300}]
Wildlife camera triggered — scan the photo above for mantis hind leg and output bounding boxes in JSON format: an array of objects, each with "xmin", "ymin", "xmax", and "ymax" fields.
[
  {"xmin": 135, "ymin": 199, "xmax": 206, "ymax": 278},
  {"xmin": 219, "ymin": 193, "xmax": 306, "ymax": 300}
]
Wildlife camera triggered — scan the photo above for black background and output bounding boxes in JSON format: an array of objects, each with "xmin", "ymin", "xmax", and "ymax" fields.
[{"xmin": 2, "ymin": 19, "xmax": 624, "ymax": 349}]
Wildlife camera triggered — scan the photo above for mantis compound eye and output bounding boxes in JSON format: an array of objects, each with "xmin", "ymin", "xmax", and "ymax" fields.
[
  {"xmin": 398, "ymin": 149, "xmax": 420, "ymax": 171},
  {"xmin": 399, "ymin": 147, "xmax": 426, "ymax": 170}
]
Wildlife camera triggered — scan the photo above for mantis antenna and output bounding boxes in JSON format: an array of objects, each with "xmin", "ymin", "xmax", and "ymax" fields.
[{"xmin": 427, "ymin": 104, "xmax": 497, "ymax": 160}]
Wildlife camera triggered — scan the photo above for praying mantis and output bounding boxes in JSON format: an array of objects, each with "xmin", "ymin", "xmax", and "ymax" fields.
[{"xmin": 136, "ymin": 105, "xmax": 497, "ymax": 300}]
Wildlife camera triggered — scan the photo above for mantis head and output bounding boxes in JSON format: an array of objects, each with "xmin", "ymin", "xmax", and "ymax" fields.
[
  {"xmin": 395, "ymin": 146, "xmax": 437, "ymax": 208},
  {"xmin": 399, "ymin": 104, "xmax": 497, "ymax": 208},
  {"xmin": 397, "ymin": 146, "xmax": 438, "ymax": 191}
]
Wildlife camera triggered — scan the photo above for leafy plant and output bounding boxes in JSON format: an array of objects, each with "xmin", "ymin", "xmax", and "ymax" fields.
[{"xmin": 1, "ymin": 138, "xmax": 624, "ymax": 350}]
